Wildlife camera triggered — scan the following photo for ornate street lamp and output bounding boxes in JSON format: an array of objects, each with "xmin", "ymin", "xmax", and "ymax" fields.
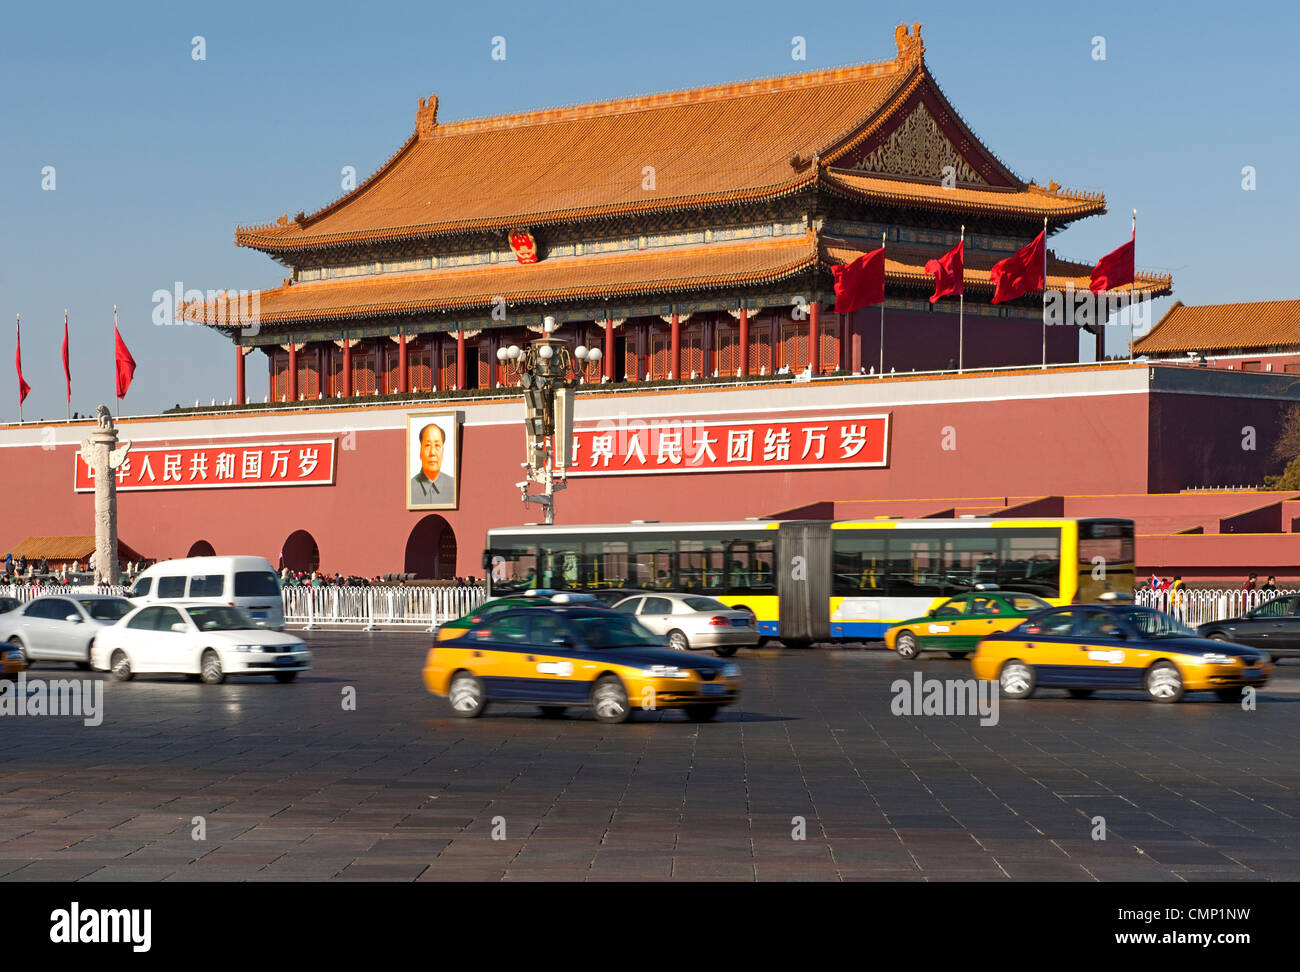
[{"xmin": 499, "ymin": 316, "xmax": 601, "ymax": 524}]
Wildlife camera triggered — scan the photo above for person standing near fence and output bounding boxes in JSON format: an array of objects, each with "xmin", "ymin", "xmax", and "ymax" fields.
[{"xmin": 1262, "ymin": 575, "xmax": 1278, "ymax": 595}]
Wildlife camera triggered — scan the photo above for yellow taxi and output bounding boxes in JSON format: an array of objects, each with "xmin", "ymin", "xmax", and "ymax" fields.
[
  {"xmin": 972, "ymin": 604, "xmax": 1273, "ymax": 702},
  {"xmin": 422, "ymin": 605, "xmax": 742, "ymax": 723},
  {"xmin": 1, "ymin": 640, "xmax": 26, "ymax": 679}
]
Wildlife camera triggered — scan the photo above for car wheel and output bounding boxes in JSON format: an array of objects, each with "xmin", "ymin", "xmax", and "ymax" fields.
[
  {"xmin": 7, "ymin": 637, "xmax": 26, "ymax": 667},
  {"xmin": 448, "ymin": 671, "xmax": 486, "ymax": 718},
  {"xmin": 1145, "ymin": 661, "xmax": 1184, "ymax": 703},
  {"xmin": 667, "ymin": 629, "xmax": 690, "ymax": 652},
  {"xmin": 1067, "ymin": 688, "xmax": 1094, "ymax": 699},
  {"xmin": 591, "ymin": 675, "xmax": 631, "ymax": 724},
  {"xmin": 998, "ymin": 659, "xmax": 1035, "ymax": 699},
  {"xmin": 947, "ymin": 651, "xmax": 969, "ymax": 659},
  {"xmin": 895, "ymin": 631, "xmax": 920, "ymax": 660},
  {"xmin": 683, "ymin": 704, "xmax": 719, "ymax": 722},
  {"xmin": 713, "ymin": 642, "xmax": 739, "ymax": 658},
  {"xmin": 110, "ymin": 649, "xmax": 133, "ymax": 682},
  {"xmin": 538, "ymin": 705, "xmax": 566, "ymax": 718},
  {"xmin": 273, "ymin": 671, "xmax": 298, "ymax": 683},
  {"xmin": 1207, "ymin": 633, "xmax": 1231, "ymax": 642},
  {"xmin": 1215, "ymin": 686, "xmax": 1244, "ymax": 703},
  {"xmin": 200, "ymin": 649, "xmax": 225, "ymax": 685}
]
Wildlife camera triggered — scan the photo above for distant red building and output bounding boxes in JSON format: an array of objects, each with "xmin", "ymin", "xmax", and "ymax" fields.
[{"xmin": 1136, "ymin": 299, "xmax": 1300, "ymax": 374}]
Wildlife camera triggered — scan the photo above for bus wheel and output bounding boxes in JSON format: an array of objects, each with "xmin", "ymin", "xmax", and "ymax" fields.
[{"xmin": 779, "ymin": 638, "xmax": 812, "ymax": 649}]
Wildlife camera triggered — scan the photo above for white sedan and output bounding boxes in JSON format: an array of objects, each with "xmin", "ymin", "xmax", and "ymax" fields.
[{"xmin": 92, "ymin": 603, "xmax": 310, "ymax": 684}]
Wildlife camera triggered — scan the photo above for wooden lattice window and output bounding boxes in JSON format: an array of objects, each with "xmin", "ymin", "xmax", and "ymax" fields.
[
  {"xmin": 440, "ymin": 343, "xmax": 458, "ymax": 390},
  {"xmin": 716, "ymin": 324, "xmax": 739, "ymax": 377},
  {"xmin": 682, "ymin": 322, "xmax": 706, "ymax": 378},
  {"xmin": 352, "ymin": 344, "xmax": 376, "ymax": 395},
  {"xmin": 297, "ymin": 349, "xmax": 319, "ymax": 399},
  {"xmin": 779, "ymin": 320, "xmax": 808, "ymax": 373},
  {"xmin": 747, "ymin": 322, "xmax": 772, "ymax": 375},
  {"xmin": 409, "ymin": 343, "xmax": 433, "ymax": 392},
  {"xmin": 820, "ymin": 327, "xmax": 840, "ymax": 373},
  {"xmin": 269, "ymin": 350, "xmax": 289, "ymax": 402}
]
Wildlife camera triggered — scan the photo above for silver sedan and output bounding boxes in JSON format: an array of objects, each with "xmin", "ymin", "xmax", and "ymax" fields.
[
  {"xmin": 0, "ymin": 594, "xmax": 135, "ymax": 667},
  {"xmin": 610, "ymin": 593, "xmax": 758, "ymax": 656}
]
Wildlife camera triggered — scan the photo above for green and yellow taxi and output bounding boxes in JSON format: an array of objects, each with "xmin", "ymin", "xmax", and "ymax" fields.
[
  {"xmin": 973, "ymin": 604, "xmax": 1274, "ymax": 702},
  {"xmin": 435, "ymin": 590, "xmax": 598, "ymax": 642},
  {"xmin": 423, "ymin": 605, "xmax": 742, "ymax": 723},
  {"xmin": 885, "ymin": 590, "xmax": 1051, "ymax": 660}
]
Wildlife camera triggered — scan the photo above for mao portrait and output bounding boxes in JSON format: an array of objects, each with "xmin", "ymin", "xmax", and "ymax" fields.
[{"xmin": 407, "ymin": 412, "xmax": 459, "ymax": 510}]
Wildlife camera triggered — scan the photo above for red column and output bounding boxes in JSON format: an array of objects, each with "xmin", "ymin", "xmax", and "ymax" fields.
[
  {"xmin": 738, "ymin": 308, "xmax": 749, "ymax": 377},
  {"xmin": 850, "ymin": 311, "xmax": 862, "ymax": 373},
  {"xmin": 287, "ymin": 344, "xmax": 298, "ymax": 401},
  {"xmin": 808, "ymin": 301, "xmax": 820, "ymax": 375},
  {"xmin": 670, "ymin": 312, "xmax": 680, "ymax": 380},
  {"xmin": 604, "ymin": 317, "xmax": 615, "ymax": 381},
  {"xmin": 235, "ymin": 347, "xmax": 246, "ymax": 405},
  {"xmin": 839, "ymin": 313, "xmax": 849, "ymax": 371},
  {"xmin": 398, "ymin": 335, "xmax": 409, "ymax": 393},
  {"xmin": 342, "ymin": 341, "xmax": 353, "ymax": 397},
  {"xmin": 456, "ymin": 329, "xmax": 466, "ymax": 390},
  {"xmin": 1095, "ymin": 326, "xmax": 1105, "ymax": 364}
]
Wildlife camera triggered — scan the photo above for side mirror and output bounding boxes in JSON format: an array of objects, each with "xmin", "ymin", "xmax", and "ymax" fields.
[
  {"xmin": 481, "ymin": 550, "xmax": 492, "ymax": 571},
  {"xmin": 65, "ymin": 613, "xmax": 82, "ymax": 623},
  {"xmin": 551, "ymin": 636, "xmax": 576, "ymax": 649},
  {"xmin": 171, "ymin": 622, "xmax": 188, "ymax": 633},
  {"xmin": 1112, "ymin": 629, "xmax": 1129, "ymax": 641}
]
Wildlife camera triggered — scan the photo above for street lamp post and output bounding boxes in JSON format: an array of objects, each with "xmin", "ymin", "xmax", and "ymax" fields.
[{"xmin": 499, "ymin": 316, "xmax": 601, "ymax": 524}]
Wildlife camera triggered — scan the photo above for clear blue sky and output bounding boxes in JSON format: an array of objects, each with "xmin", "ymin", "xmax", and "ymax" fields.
[{"xmin": 3, "ymin": 0, "xmax": 1297, "ymax": 419}]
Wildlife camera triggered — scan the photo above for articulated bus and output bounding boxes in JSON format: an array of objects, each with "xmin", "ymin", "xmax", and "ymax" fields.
[{"xmin": 482, "ymin": 517, "xmax": 1135, "ymax": 646}]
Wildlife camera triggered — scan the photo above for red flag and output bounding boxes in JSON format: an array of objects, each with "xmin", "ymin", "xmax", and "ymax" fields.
[
  {"xmin": 114, "ymin": 311, "xmax": 136, "ymax": 399},
  {"xmin": 1089, "ymin": 232, "xmax": 1135, "ymax": 293},
  {"xmin": 990, "ymin": 229, "xmax": 1046, "ymax": 304},
  {"xmin": 831, "ymin": 248, "xmax": 886, "ymax": 314},
  {"xmin": 16, "ymin": 316, "xmax": 31, "ymax": 405},
  {"xmin": 62, "ymin": 310, "xmax": 71, "ymax": 403},
  {"xmin": 925, "ymin": 240, "xmax": 964, "ymax": 303}
]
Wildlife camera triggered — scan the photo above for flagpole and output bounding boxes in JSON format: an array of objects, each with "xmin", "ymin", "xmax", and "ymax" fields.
[
  {"xmin": 65, "ymin": 309, "xmax": 70, "ymax": 421},
  {"xmin": 1128, "ymin": 209, "xmax": 1137, "ymax": 363},
  {"xmin": 1040, "ymin": 217, "xmax": 1050, "ymax": 369},
  {"xmin": 879, "ymin": 231, "xmax": 886, "ymax": 377},
  {"xmin": 114, "ymin": 304, "xmax": 119, "ymax": 420},
  {"xmin": 958, "ymin": 225, "xmax": 965, "ymax": 373},
  {"xmin": 16, "ymin": 313, "xmax": 22, "ymax": 427}
]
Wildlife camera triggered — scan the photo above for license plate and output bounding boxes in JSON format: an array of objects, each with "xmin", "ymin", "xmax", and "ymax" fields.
[
  {"xmin": 252, "ymin": 611, "xmax": 267, "ymax": 618},
  {"xmin": 701, "ymin": 683, "xmax": 727, "ymax": 696},
  {"xmin": 276, "ymin": 656, "xmax": 294, "ymax": 665},
  {"xmin": 730, "ymin": 618, "xmax": 749, "ymax": 627},
  {"xmin": 1243, "ymin": 667, "xmax": 1261, "ymax": 678}
]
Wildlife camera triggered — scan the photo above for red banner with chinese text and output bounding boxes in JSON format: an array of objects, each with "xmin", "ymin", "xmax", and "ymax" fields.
[
  {"xmin": 565, "ymin": 414, "xmax": 889, "ymax": 476},
  {"xmin": 74, "ymin": 439, "xmax": 336, "ymax": 492}
]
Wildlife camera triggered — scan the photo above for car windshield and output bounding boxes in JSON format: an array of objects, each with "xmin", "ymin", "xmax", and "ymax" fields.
[
  {"xmin": 683, "ymin": 596, "xmax": 728, "ymax": 612},
  {"xmin": 568, "ymin": 613, "xmax": 664, "ymax": 648},
  {"xmin": 1118, "ymin": 608, "xmax": 1196, "ymax": 639},
  {"xmin": 77, "ymin": 598, "xmax": 133, "ymax": 622},
  {"xmin": 185, "ymin": 606, "xmax": 259, "ymax": 631}
]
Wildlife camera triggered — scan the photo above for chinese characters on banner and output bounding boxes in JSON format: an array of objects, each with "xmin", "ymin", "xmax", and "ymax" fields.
[
  {"xmin": 565, "ymin": 414, "xmax": 889, "ymax": 476},
  {"xmin": 74, "ymin": 440, "xmax": 336, "ymax": 492}
]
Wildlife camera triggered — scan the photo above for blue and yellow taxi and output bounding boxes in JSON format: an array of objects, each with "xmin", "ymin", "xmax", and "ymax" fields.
[
  {"xmin": 422, "ymin": 605, "xmax": 742, "ymax": 723},
  {"xmin": 435, "ymin": 590, "xmax": 598, "ymax": 642},
  {"xmin": 972, "ymin": 604, "xmax": 1273, "ymax": 702}
]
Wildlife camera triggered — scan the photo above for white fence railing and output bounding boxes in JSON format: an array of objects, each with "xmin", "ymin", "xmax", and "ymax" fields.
[
  {"xmin": 281, "ymin": 585, "xmax": 485, "ymax": 630},
  {"xmin": 1, "ymin": 583, "xmax": 128, "ymax": 601},
  {"xmin": 1135, "ymin": 588, "xmax": 1296, "ymax": 627},
  {"xmin": 2, "ymin": 583, "xmax": 486, "ymax": 630}
]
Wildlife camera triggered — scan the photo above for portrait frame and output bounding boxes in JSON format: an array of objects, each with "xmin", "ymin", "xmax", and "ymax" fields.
[{"xmin": 406, "ymin": 411, "xmax": 460, "ymax": 511}]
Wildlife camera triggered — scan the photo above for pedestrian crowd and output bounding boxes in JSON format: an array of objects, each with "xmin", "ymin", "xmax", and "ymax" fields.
[{"xmin": 276, "ymin": 567, "xmax": 480, "ymax": 588}]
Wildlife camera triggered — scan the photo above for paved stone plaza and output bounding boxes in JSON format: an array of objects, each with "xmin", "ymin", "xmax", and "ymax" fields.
[{"xmin": 1, "ymin": 633, "xmax": 1296, "ymax": 881}]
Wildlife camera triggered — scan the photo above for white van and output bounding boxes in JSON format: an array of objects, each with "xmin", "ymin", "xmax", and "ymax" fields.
[{"xmin": 126, "ymin": 556, "xmax": 285, "ymax": 630}]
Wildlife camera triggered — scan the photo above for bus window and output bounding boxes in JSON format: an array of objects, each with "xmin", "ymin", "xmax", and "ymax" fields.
[
  {"xmin": 995, "ymin": 533, "xmax": 1061, "ymax": 598},
  {"xmin": 884, "ymin": 535, "xmax": 944, "ymax": 597},
  {"xmin": 832, "ymin": 534, "xmax": 886, "ymax": 594},
  {"xmin": 1077, "ymin": 521, "xmax": 1134, "ymax": 601},
  {"xmin": 944, "ymin": 537, "xmax": 999, "ymax": 592}
]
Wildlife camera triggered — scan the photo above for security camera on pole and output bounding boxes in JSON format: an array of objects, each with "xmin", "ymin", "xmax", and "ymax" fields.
[{"xmin": 500, "ymin": 316, "xmax": 600, "ymax": 525}]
